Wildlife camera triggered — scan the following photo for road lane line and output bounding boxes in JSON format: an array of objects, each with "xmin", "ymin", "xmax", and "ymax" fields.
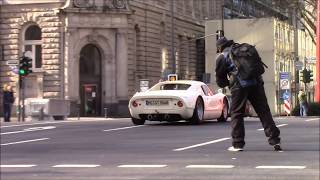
[
  {"xmin": 257, "ymin": 124, "xmax": 288, "ymax": 131},
  {"xmin": 1, "ymin": 138, "xmax": 49, "ymax": 146},
  {"xmin": 118, "ymin": 165, "xmax": 167, "ymax": 168},
  {"xmin": 256, "ymin": 166, "xmax": 306, "ymax": 169},
  {"xmin": 103, "ymin": 125, "xmax": 145, "ymax": 132},
  {"xmin": 186, "ymin": 165, "xmax": 235, "ymax": 169},
  {"xmin": 1, "ymin": 126, "xmax": 56, "ymax": 135},
  {"xmin": 53, "ymin": 164, "xmax": 100, "ymax": 168},
  {"xmin": 305, "ymin": 118, "xmax": 319, "ymax": 122},
  {"xmin": 173, "ymin": 137, "xmax": 231, "ymax": 151},
  {"xmin": 0, "ymin": 118, "xmax": 123, "ymax": 128},
  {"xmin": 0, "ymin": 165, "xmax": 37, "ymax": 168}
]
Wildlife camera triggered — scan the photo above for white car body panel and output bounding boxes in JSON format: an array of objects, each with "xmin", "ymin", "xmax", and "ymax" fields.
[{"xmin": 128, "ymin": 80, "xmax": 227, "ymax": 121}]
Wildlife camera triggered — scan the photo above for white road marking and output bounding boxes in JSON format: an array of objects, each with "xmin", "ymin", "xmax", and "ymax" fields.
[
  {"xmin": 257, "ymin": 124, "xmax": 288, "ymax": 131},
  {"xmin": 103, "ymin": 125, "xmax": 145, "ymax": 132},
  {"xmin": 0, "ymin": 165, "xmax": 37, "ymax": 168},
  {"xmin": 186, "ymin": 165, "xmax": 234, "ymax": 169},
  {"xmin": 173, "ymin": 137, "xmax": 231, "ymax": 151},
  {"xmin": 305, "ymin": 118, "xmax": 319, "ymax": 122},
  {"xmin": 118, "ymin": 165, "xmax": 167, "ymax": 168},
  {"xmin": 0, "ymin": 118, "xmax": 121, "ymax": 128},
  {"xmin": 53, "ymin": 164, "xmax": 100, "ymax": 168},
  {"xmin": 256, "ymin": 166, "xmax": 306, "ymax": 169},
  {"xmin": 1, "ymin": 126, "xmax": 56, "ymax": 135},
  {"xmin": 1, "ymin": 138, "xmax": 49, "ymax": 146}
]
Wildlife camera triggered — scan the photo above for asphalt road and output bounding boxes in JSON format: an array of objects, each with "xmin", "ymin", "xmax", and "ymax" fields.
[{"xmin": 1, "ymin": 116, "xmax": 319, "ymax": 180}]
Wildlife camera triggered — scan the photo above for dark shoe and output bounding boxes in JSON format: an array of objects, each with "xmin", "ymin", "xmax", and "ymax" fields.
[
  {"xmin": 228, "ymin": 146, "xmax": 243, "ymax": 152},
  {"xmin": 274, "ymin": 144, "xmax": 282, "ymax": 151}
]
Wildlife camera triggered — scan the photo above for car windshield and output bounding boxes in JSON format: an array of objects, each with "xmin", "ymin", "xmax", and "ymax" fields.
[{"xmin": 149, "ymin": 83, "xmax": 191, "ymax": 91}]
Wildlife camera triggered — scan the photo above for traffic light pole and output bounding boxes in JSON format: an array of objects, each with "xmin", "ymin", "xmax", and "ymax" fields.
[
  {"xmin": 18, "ymin": 75, "xmax": 21, "ymax": 122},
  {"xmin": 21, "ymin": 78, "xmax": 25, "ymax": 122},
  {"xmin": 18, "ymin": 75, "xmax": 25, "ymax": 122}
]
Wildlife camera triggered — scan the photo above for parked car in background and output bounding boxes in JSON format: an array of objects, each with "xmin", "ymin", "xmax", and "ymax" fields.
[{"xmin": 128, "ymin": 80, "xmax": 229, "ymax": 125}]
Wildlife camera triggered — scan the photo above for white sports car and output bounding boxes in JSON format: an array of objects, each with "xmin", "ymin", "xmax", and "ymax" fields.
[{"xmin": 128, "ymin": 80, "xmax": 229, "ymax": 125}]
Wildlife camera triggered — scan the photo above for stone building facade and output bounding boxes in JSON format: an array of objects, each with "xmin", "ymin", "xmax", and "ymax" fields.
[{"xmin": 0, "ymin": 0, "xmax": 219, "ymax": 118}]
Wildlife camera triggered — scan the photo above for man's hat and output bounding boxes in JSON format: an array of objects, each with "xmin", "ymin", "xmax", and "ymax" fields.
[{"xmin": 216, "ymin": 37, "xmax": 229, "ymax": 48}]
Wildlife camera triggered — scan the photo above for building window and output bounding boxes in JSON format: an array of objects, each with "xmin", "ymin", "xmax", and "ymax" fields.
[{"xmin": 23, "ymin": 25, "xmax": 42, "ymax": 69}]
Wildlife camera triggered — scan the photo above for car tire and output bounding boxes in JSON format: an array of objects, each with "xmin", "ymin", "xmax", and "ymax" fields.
[
  {"xmin": 131, "ymin": 118, "xmax": 145, "ymax": 125},
  {"xmin": 217, "ymin": 98, "xmax": 229, "ymax": 122},
  {"xmin": 190, "ymin": 97, "xmax": 204, "ymax": 125}
]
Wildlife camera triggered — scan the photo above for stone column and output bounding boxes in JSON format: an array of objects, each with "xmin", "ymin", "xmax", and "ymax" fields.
[{"xmin": 116, "ymin": 29, "xmax": 128, "ymax": 100}]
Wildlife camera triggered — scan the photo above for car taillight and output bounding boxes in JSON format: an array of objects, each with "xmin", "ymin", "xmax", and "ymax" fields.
[
  {"xmin": 132, "ymin": 100, "xmax": 138, "ymax": 107},
  {"xmin": 177, "ymin": 101, "xmax": 183, "ymax": 107}
]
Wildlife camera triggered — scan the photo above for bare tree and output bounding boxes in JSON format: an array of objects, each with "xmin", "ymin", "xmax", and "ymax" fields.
[{"xmin": 274, "ymin": 0, "xmax": 316, "ymax": 44}]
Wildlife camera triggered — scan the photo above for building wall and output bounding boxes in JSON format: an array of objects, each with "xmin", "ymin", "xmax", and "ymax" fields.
[
  {"xmin": 127, "ymin": 0, "xmax": 213, "ymax": 95},
  {"xmin": 0, "ymin": 2, "xmax": 64, "ymax": 117}
]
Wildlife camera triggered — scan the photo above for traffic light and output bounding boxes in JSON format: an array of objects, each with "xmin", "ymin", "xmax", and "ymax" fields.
[
  {"xmin": 305, "ymin": 70, "xmax": 313, "ymax": 83},
  {"xmin": 19, "ymin": 56, "xmax": 32, "ymax": 77},
  {"xmin": 300, "ymin": 69, "xmax": 307, "ymax": 83},
  {"xmin": 168, "ymin": 74, "xmax": 178, "ymax": 81},
  {"xmin": 216, "ymin": 30, "xmax": 224, "ymax": 40},
  {"xmin": 300, "ymin": 69, "xmax": 313, "ymax": 83}
]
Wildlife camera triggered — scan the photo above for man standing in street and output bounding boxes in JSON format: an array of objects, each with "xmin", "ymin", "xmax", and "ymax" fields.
[
  {"xmin": 2, "ymin": 84, "xmax": 14, "ymax": 122},
  {"xmin": 215, "ymin": 37, "xmax": 282, "ymax": 151},
  {"xmin": 298, "ymin": 90, "xmax": 308, "ymax": 117}
]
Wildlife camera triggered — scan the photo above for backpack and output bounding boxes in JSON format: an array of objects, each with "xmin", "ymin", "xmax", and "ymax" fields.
[{"xmin": 228, "ymin": 43, "xmax": 268, "ymax": 80}]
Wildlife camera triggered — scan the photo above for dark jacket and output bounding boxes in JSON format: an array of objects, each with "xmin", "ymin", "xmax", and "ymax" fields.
[
  {"xmin": 3, "ymin": 91, "xmax": 14, "ymax": 105},
  {"xmin": 215, "ymin": 47, "xmax": 236, "ymax": 88},
  {"xmin": 215, "ymin": 47, "xmax": 264, "ymax": 89}
]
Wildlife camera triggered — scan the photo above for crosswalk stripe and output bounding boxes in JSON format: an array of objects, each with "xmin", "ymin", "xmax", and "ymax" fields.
[
  {"xmin": 1, "ymin": 165, "xmax": 37, "ymax": 168},
  {"xmin": 186, "ymin": 165, "xmax": 234, "ymax": 168},
  {"xmin": 52, "ymin": 164, "xmax": 100, "ymax": 168},
  {"xmin": 256, "ymin": 166, "xmax": 306, "ymax": 169},
  {"xmin": 118, "ymin": 165, "xmax": 167, "ymax": 168}
]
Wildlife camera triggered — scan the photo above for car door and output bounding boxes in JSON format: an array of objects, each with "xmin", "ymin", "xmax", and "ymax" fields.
[
  {"xmin": 200, "ymin": 85, "xmax": 215, "ymax": 119},
  {"xmin": 202, "ymin": 85, "xmax": 222, "ymax": 119}
]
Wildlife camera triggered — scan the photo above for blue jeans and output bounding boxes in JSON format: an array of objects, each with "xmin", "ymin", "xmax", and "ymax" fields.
[{"xmin": 300, "ymin": 103, "xmax": 308, "ymax": 117}]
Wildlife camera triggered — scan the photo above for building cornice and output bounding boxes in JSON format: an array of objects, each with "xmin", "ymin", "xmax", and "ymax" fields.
[{"xmin": 2, "ymin": 0, "xmax": 64, "ymax": 4}]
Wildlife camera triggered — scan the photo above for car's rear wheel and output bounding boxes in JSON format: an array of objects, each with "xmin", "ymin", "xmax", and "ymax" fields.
[
  {"xmin": 217, "ymin": 98, "xmax": 229, "ymax": 122},
  {"xmin": 190, "ymin": 97, "xmax": 204, "ymax": 125},
  {"xmin": 131, "ymin": 118, "xmax": 145, "ymax": 125}
]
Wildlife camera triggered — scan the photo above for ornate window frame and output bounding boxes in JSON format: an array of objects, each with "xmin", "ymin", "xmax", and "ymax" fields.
[{"xmin": 22, "ymin": 24, "xmax": 42, "ymax": 71}]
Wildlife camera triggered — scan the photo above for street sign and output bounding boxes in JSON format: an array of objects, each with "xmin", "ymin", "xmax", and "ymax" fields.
[
  {"xmin": 6, "ymin": 60, "xmax": 19, "ymax": 66},
  {"xmin": 295, "ymin": 61, "xmax": 303, "ymax": 70},
  {"xmin": 279, "ymin": 72, "xmax": 290, "ymax": 90},
  {"xmin": 282, "ymin": 90, "xmax": 290, "ymax": 101}
]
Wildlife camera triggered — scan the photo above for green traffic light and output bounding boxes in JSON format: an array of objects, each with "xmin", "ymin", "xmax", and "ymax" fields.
[{"xmin": 19, "ymin": 69, "xmax": 26, "ymax": 75}]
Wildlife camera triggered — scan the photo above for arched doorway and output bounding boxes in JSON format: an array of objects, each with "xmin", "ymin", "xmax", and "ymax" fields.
[{"xmin": 79, "ymin": 44, "xmax": 102, "ymax": 116}]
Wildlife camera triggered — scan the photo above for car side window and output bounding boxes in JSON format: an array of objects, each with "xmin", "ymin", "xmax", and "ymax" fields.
[
  {"xmin": 201, "ymin": 85, "xmax": 209, "ymax": 96},
  {"xmin": 201, "ymin": 85, "xmax": 213, "ymax": 96}
]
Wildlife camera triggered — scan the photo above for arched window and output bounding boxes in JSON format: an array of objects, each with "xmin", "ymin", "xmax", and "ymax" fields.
[{"xmin": 23, "ymin": 25, "xmax": 42, "ymax": 69}]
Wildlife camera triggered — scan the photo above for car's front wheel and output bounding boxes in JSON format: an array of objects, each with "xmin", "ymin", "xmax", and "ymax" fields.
[
  {"xmin": 217, "ymin": 98, "xmax": 229, "ymax": 122},
  {"xmin": 131, "ymin": 118, "xmax": 145, "ymax": 125},
  {"xmin": 190, "ymin": 97, "xmax": 204, "ymax": 125}
]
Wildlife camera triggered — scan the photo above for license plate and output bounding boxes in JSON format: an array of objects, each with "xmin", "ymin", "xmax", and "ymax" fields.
[{"xmin": 145, "ymin": 99, "xmax": 169, "ymax": 106}]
